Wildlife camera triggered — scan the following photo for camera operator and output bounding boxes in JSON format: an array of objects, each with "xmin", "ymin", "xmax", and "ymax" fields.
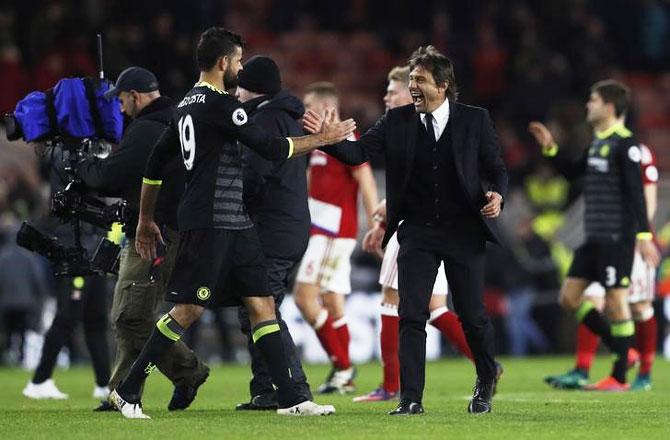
[
  {"xmin": 76, "ymin": 67, "xmax": 209, "ymax": 411},
  {"xmin": 22, "ymin": 150, "xmax": 112, "ymax": 401}
]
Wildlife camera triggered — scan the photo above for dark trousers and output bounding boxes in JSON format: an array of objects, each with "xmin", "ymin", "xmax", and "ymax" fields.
[
  {"xmin": 2, "ymin": 309, "xmax": 30, "ymax": 362},
  {"xmin": 33, "ymin": 276, "xmax": 110, "ymax": 387},
  {"xmin": 237, "ymin": 257, "xmax": 312, "ymax": 401},
  {"xmin": 397, "ymin": 221, "xmax": 496, "ymax": 403}
]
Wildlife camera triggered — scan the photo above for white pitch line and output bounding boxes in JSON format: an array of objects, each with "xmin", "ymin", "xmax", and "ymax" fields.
[{"xmin": 486, "ymin": 395, "xmax": 604, "ymax": 403}]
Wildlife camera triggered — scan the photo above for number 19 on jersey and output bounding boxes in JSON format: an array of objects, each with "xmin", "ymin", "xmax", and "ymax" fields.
[{"xmin": 178, "ymin": 114, "xmax": 196, "ymax": 170}]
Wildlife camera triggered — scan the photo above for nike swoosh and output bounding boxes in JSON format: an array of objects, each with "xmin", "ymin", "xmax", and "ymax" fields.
[{"xmin": 170, "ymin": 291, "xmax": 179, "ymax": 295}]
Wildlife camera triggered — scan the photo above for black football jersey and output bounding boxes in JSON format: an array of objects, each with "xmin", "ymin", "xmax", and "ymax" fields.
[{"xmin": 145, "ymin": 81, "xmax": 291, "ymax": 231}]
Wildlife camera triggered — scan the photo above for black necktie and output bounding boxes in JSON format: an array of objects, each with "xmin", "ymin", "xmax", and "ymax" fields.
[{"xmin": 425, "ymin": 113, "xmax": 436, "ymax": 144}]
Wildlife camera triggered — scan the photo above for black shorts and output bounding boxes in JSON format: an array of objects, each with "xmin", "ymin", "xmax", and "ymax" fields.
[
  {"xmin": 567, "ymin": 240, "xmax": 636, "ymax": 288},
  {"xmin": 166, "ymin": 228, "xmax": 271, "ymax": 307}
]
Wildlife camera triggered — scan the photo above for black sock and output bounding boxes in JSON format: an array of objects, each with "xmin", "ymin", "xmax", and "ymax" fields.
[
  {"xmin": 117, "ymin": 314, "xmax": 185, "ymax": 401},
  {"xmin": 610, "ymin": 320, "xmax": 634, "ymax": 383},
  {"xmin": 576, "ymin": 301, "xmax": 613, "ymax": 348},
  {"xmin": 253, "ymin": 320, "xmax": 303, "ymax": 408}
]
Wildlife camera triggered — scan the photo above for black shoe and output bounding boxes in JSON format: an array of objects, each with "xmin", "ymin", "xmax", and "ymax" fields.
[
  {"xmin": 468, "ymin": 379, "xmax": 494, "ymax": 414},
  {"xmin": 492, "ymin": 361, "xmax": 504, "ymax": 396},
  {"xmin": 168, "ymin": 366, "xmax": 210, "ymax": 411},
  {"xmin": 388, "ymin": 400, "xmax": 424, "ymax": 416},
  {"xmin": 235, "ymin": 392, "xmax": 279, "ymax": 411},
  {"xmin": 93, "ymin": 400, "xmax": 117, "ymax": 412}
]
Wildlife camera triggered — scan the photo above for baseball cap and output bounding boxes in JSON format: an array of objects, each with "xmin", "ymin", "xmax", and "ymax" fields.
[{"xmin": 104, "ymin": 66, "xmax": 159, "ymax": 99}]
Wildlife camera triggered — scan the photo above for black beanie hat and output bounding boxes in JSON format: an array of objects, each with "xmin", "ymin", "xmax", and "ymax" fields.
[{"xmin": 237, "ymin": 55, "xmax": 281, "ymax": 95}]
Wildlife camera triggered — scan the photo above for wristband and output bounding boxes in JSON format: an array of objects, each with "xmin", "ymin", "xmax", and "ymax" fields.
[
  {"xmin": 637, "ymin": 232, "xmax": 653, "ymax": 241},
  {"xmin": 286, "ymin": 137, "xmax": 295, "ymax": 158},
  {"xmin": 542, "ymin": 143, "xmax": 559, "ymax": 157}
]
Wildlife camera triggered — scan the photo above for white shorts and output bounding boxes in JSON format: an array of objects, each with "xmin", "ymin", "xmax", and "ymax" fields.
[
  {"xmin": 296, "ymin": 234, "xmax": 356, "ymax": 295},
  {"xmin": 583, "ymin": 251, "xmax": 655, "ymax": 303},
  {"xmin": 378, "ymin": 231, "xmax": 449, "ymax": 295}
]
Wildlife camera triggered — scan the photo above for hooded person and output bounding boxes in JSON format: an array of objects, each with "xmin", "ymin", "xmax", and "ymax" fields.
[{"xmin": 231, "ymin": 55, "xmax": 314, "ymax": 410}]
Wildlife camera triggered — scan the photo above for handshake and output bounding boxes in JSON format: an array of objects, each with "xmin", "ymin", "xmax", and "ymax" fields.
[{"xmin": 302, "ymin": 108, "xmax": 355, "ymax": 145}]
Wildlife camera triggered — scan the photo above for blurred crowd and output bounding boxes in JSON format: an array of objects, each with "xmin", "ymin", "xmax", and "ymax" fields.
[{"xmin": 2, "ymin": 0, "xmax": 670, "ymax": 365}]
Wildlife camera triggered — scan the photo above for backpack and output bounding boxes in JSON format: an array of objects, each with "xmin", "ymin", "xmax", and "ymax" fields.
[{"xmin": 12, "ymin": 77, "xmax": 123, "ymax": 143}]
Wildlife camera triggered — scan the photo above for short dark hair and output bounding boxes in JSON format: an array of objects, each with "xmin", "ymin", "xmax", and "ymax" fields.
[
  {"xmin": 591, "ymin": 79, "xmax": 630, "ymax": 118},
  {"xmin": 196, "ymin": 27, "xmax": 245, "ymax": 71},
  {"xmin": 304, "ymin": 81, "xmax": 339, "ymax": 99},
  {"xmin": 408, "ymin": 45, "xmax": 458, "ymax": 101}
]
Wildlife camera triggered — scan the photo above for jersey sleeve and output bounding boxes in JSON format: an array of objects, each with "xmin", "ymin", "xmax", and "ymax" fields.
[
  {"xmin": 618, "ymin": 139, "xmax": 651, "ymax": 234},
  {"xmin": 541, "ymin": 143, "xmax": 587, "ymax": 180},
  {"xmin": 144, "ymin": 123, "xmax": 181, "ymax": 183},
  {"xmin": 214, "ymin": 94, "xmax": 291, "ymax": 160},
  {"xmin": 640, "ymin": 143, "xmax": 659, "ymax": 185}
]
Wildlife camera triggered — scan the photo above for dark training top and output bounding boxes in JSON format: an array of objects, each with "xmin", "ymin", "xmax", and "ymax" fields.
[
  {"xmin": 544, "ymin": 123, "xmax": 649, "ymax": 243},
  {"xmin": 241, "ymin": 91, "xmax": 310, "ymax": 261},
  {"xmin": 144, "ymin": 81, "xmax": 293, "ymax": 232},
  {"xmin": 77, "ymin": 96, "xmax": 183, "ymax": 237}
]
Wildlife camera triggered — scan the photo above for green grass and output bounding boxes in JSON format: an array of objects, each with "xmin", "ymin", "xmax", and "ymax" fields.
[{"xmin": 1, "ymin": 356, "xmax": 669, "ymax": 439}]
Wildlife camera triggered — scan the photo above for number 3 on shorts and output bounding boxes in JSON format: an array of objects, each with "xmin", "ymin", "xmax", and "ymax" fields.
[{"xmin": 178, "ymin": 114, "xmax": 196, "ymax": 170}]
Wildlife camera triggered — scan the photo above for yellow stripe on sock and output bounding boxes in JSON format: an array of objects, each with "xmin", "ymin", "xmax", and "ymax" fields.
[
  {"xmin": 142, "ymin": 177, "xmax": 163, "ymax": 186},
  {"xmin": 575, "ymin": 301, "xmax": 595, "ymax": 322},
  {"xmin": 156, "ymin": 314, "xmax": 181, "ymax": 342},
  {"xmin": 611, "ymin": 320, "xmax": 635, "ymax": 337},
  {"xmin": 252, "ymin": 323, "xmax": 281, "ymax": 343}
]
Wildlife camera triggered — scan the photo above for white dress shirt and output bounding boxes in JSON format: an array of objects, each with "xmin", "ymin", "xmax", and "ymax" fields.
[{"xmin": 420, "ymin": 99, "xmax": 450, "ymax": 141}]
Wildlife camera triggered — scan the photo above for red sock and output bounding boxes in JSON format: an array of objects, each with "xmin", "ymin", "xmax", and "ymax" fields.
[
  {"xmin": 575, "ymin": 323, "xmax": 599, "ymax": 372},
  {"xmin": 635, "ymin": 314, "xmax": 657, "ymax": 375},
  {"xmin": 429, "ymin": 307, "xmax": 474, "ymax": 361},
  {"xmin": 333, "ymin": 316, "xmax": 351, "ymax": 368},
  {"xmin": 380, "ymin": 304, "xmax": 400, "ymax": 393},
  {"xmin": 314, "ymin": 311, "xmax": 349, "ymax": 369}
]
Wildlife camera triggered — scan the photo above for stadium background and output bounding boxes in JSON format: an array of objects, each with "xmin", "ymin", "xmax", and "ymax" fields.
[{"xmin": 2, "ymin": 0, "xmax": 670, "ymax": 368}]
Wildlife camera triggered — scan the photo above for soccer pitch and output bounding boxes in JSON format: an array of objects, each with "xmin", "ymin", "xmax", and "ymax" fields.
[{"xmin": 1, "ymin": 356, "xmax": 668, "ymax": 440}]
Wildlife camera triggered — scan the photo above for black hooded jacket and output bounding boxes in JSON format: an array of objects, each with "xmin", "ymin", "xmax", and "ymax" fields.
[
  {"xmin": 241, "ymin": 90, "xmax": 310, "ymax": 260},
  {"xmin": 77, "ymin": 96, "xmax": 184, "ymax": 236}
]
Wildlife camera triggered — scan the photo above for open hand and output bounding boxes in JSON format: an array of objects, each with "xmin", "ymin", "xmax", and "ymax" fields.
[
  {"xmin": 302, "ymin": 109, "xmax": 324, "ymax": 134},
  {"xmin": 135, "ymin": 220, "xmax": 164, "ymax": 260},
  {"xmin": 320, "ymin": 108, "xmax": 356, "ymax": 145},
  {"xmin": 528, "ymin": 121, "xmax": 555, "ymax": 148}
]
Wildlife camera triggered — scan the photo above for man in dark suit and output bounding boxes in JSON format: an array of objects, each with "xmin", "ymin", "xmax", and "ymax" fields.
[{"xmin": 310, "ymin": 45, "xmax": 507, "ymax": 415}]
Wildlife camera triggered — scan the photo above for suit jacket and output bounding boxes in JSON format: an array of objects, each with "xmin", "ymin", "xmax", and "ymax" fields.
[{"xmin": 323, "ymin": 101, "xmax": 508, "ymax": 246}]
